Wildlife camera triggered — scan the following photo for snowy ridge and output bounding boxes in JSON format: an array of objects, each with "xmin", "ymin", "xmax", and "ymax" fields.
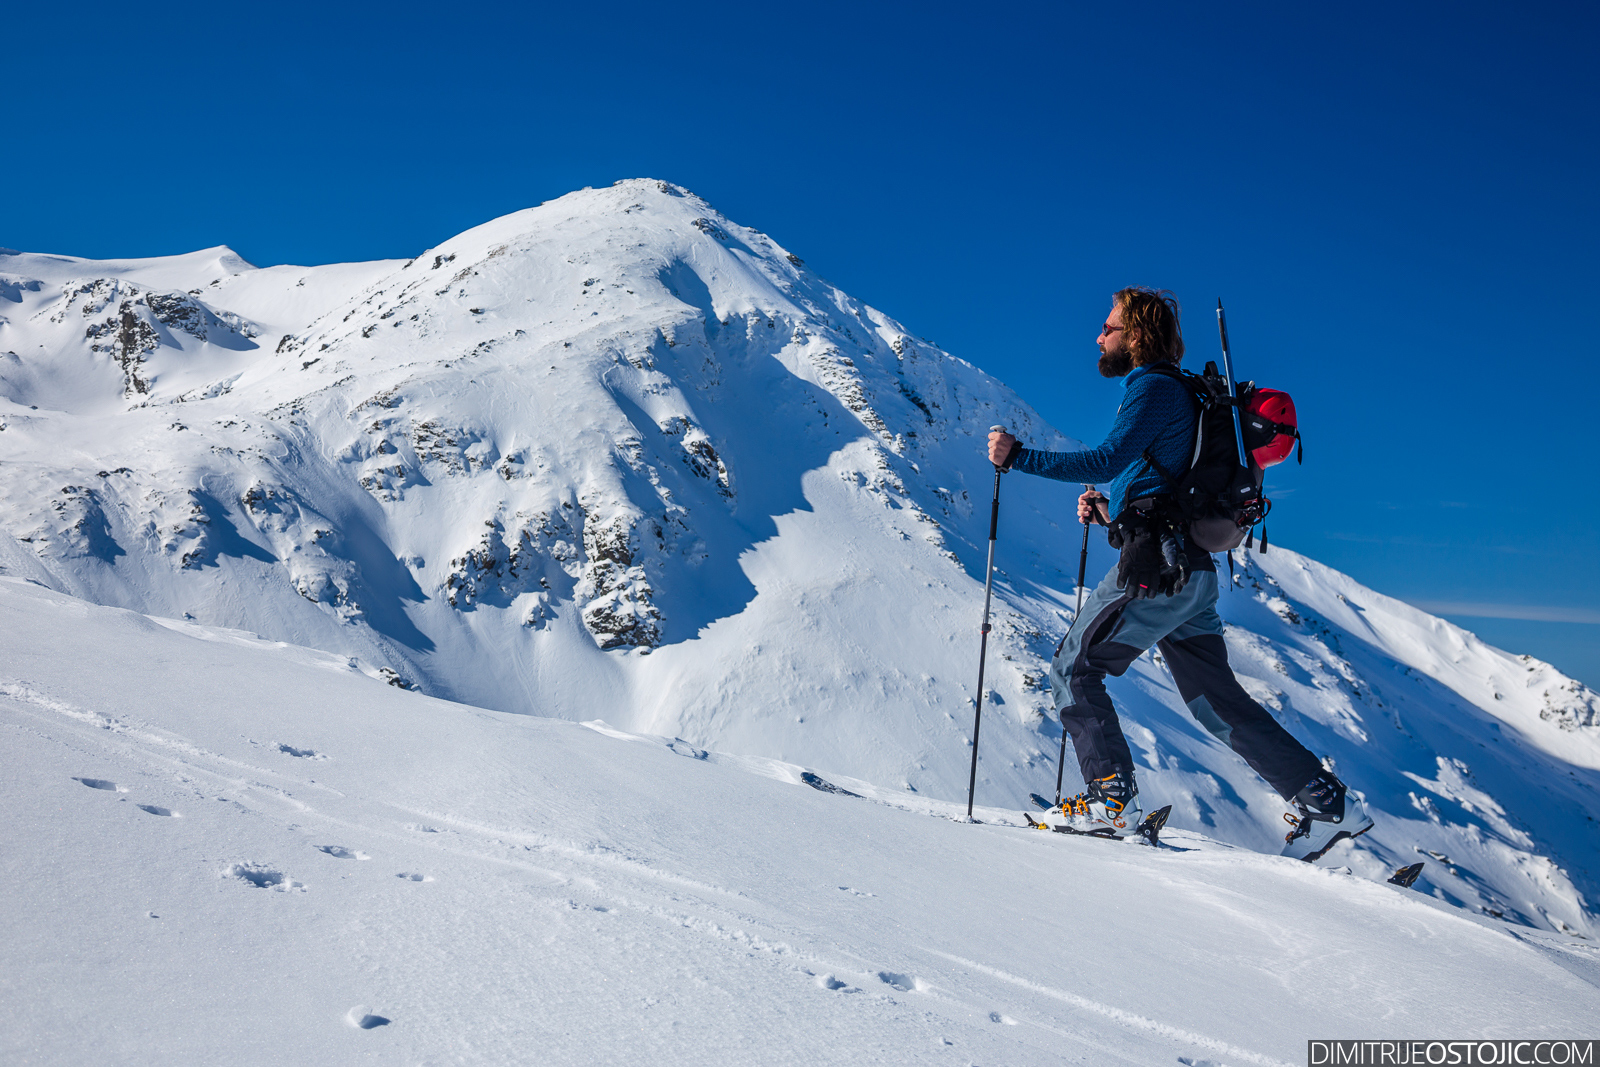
[{"xmin": 1, "ymin": 179, "xmax": 1596, "ymax": 948}]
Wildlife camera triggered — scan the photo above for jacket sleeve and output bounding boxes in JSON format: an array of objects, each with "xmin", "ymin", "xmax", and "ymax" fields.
[{"xmin": 1010, "ymin": 374, "xmax": 1186, "ymax": 484}]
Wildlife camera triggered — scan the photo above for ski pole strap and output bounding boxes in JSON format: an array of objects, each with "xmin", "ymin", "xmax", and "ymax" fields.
[{"xmin": 998, "ymin": 439, "xmax": 1024, "ymax": 472}]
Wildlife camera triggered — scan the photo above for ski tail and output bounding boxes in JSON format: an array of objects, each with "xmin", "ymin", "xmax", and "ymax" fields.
[
  {"xmin": 1136, "ymin": 805, "xmax": 1172, "ymax": 847},
  {"xmin": 1387, "ymin": 862, "xmax": 1425, "ymax": 889},
  {"xmin": 1029, "ymin": 792, "xmax": 1054, "ymax": 812},
  {"xmin": 800, "ymin": 771, "xmax": 862, "ymax": 798}
]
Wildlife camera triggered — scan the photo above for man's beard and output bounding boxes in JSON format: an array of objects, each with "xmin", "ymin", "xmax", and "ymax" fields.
[{"xmin": 1098, "ymin": 346, "xmax": 1134, "ymax": 378}]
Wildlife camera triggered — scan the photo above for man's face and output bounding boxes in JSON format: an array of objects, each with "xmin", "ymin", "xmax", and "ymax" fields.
[{"xmin": 1097, "ymin": 302, "xmax": 1134, "ymax": 378}]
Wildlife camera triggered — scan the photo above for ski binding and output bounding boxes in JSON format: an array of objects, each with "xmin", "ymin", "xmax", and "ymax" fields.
[{"xmin": 1025, "ymin": 804, "xmax": 1172, "ymax": 847}]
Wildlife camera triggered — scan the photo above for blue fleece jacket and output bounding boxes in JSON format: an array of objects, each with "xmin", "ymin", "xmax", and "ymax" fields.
[{"xmin": 1012, "ymin": 365, "xmax": 1196, "ymax": 518}]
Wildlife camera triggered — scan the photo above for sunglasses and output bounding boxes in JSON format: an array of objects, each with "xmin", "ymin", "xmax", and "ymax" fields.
[{"xmin": 1100, "ymin": 324, "xmax": 1125, "ymax": 335}]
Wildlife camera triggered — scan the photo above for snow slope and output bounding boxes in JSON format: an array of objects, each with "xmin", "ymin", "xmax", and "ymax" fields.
[
  {"xmin": 4, "ymin": 575, "xmax": 1598, "ymax": 1065},
  {"xmin": 2, "ymin": 179, "xmax": 1596, "ymax": 951}
]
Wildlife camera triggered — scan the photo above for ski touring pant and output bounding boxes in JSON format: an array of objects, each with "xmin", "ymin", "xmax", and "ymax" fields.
[{"xmin": 1050, "ymin": 562, "xmax": 1322, "ymax": 800}]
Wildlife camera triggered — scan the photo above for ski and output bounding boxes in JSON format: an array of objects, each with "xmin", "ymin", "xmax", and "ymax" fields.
[
  {"xmin": 1291, "ymin": 822, "xmax": 1374, "ymax": 864},
  {"xmin": 801, "ymin": 771, "xmax": 862, "ymax": 798},
  {"xmin": 1028, "ymin": 792, "xmax": 1054, "ymax": 811},
  {"xmin": 1025, "ymin": 804, "xmax": 1172, "ymax": 847}
]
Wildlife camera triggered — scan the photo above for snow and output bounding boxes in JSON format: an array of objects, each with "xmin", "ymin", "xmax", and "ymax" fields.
[
  {"xmin": 3, "ymin": 178, "xmax": 1598, "ymax": 1058},
  {"xmin": 4, "ymin": 575, "xmax": 1598, "ymax": 1065}
]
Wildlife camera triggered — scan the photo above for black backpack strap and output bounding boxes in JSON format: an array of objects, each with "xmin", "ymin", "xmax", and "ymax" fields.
[
  {"xmin": 1132, "ymin": 364, "xmax": 1202, "ymax": 489},
  {"xmin": 1138, "ymin": 363, "xmax": 1195, "ymax": 391},
  {"xmin": 1139, "ymin": 446, "xmax": 1182, "ymax": 494}
]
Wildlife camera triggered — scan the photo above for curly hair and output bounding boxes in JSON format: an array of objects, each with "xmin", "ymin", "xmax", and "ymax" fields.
[{"xmin": 1114, "ymin": 287, "xmax": 1185, "ymax": 366}]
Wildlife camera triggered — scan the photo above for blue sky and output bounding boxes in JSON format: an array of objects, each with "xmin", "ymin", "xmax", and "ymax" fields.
[{"xmin": 7, "ymin": 1, "xmax": 1597, "ymax": 685}]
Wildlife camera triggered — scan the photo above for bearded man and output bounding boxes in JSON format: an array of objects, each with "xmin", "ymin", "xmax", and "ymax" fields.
[{"xmin": 988, "ymin": 287, "xmax": 1372, "ymax": 861}]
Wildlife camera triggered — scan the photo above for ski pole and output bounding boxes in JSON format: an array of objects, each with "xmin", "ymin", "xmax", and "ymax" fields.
[
  {"xmin": 1216, "ymin": 300, "xmax": 1249, "ymax": 468},
  {"xmin": 1054, "ymin": 483, "xmax": 1096, "ymax": 805},
  {"xmin": 966, "ymin": 425, "xmax": 1008, "ymax": 821}
]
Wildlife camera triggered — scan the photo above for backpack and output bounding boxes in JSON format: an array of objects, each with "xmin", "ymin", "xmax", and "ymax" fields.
[{"xmin": 1137, "ymin": 362, "xmax": 1302, "ymax": 553}]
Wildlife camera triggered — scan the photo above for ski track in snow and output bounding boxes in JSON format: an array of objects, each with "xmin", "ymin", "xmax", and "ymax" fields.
[{"xmin": 931, "ymin": 952, "xmax": 1296, "ymax": 1067}]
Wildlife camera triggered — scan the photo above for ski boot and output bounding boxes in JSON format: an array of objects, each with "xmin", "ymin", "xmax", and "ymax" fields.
[
  {"xmin": 1035, "ymin": 771, "xmax": 1143, "ymax": 836},
  {"xmin": 1281, "ymin": 771, "xmax": 1374, "ymax": 862}
]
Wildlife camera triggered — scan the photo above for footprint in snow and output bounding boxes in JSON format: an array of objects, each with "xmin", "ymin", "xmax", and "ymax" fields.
[
  {"xmin": 316, "ymin": 845, "xmax": 370, "ymax": 860},
  {"xmin": 878, "ymin": 971, "xmax": 923, "ymax": 993},
  {"xmin": 137, "ymin": 804, "xmax": 178, "ymax": 817},
  {"xmin": 814, "ymin": 973, "xmax": 853, "ymax": 992},
  {"xmin": 226, "ymin": 863, "xmax": 305, "ymax": 892},
  {"xmin": 277, "ymin": 743, "xmax": 326, "ymax": 760},
  {"xmin": 988, "ymin": 1011, "xmax": 1019, "ymax": 1025},
  {"xmin": 73, "ymin": 777, "xmax": 125, "ymax": 792},
  {"xmin": 667, "ymin": 738, "xmax": 707, "ymax": 759},
  {"xmin": 345, "ymin": 1006, "xmax": 390, "ymax": 1029},
  {"xmin": 396, "ymin": 872, "xmax": 432, "ymax": 882}
]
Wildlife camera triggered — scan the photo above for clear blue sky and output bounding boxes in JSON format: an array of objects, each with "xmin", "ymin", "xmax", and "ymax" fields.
[{"xmin": 7, "ymin": 1, "xmax": 1598, "ymax": 685}]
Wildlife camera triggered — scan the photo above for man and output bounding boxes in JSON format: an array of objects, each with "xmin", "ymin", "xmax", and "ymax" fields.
[{"xmin": 988, "ymin": 287, "xmax": 1371, "ymax": 862}]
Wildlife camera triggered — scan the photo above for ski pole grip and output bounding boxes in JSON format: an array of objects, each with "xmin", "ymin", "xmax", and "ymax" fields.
[
  {"xmin": 987, "ymin": 427, "xmax": 1007, "ymax": 539},
  {"xmin": 989, "ymin": 423, "xmax": 1019, "ymax": 475}
]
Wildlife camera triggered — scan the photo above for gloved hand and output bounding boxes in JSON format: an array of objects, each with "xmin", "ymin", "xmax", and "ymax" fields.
[
  {"xmin": 1116, "ymin": 524, "xmax": 1190, "ymax": 599},
  {"xmin": 1116, "ymin": 527, "xmax": 1166, "ymax": 599}
]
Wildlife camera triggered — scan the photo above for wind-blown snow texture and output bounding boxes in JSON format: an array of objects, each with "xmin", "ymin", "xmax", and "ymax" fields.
[{"xmin": 2, "ymin": 178, "xmax": 1596, "ymax": 965}]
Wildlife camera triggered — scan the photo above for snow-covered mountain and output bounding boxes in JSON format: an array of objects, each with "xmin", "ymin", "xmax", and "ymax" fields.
[{"xmin": 2, "ymin": 178, "xmax": 1597, "ymax": 944}]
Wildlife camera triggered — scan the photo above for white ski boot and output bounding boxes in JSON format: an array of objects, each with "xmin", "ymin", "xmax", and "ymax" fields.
[
  {"xmin": 1036, "ymin": 772, "xmax": 1143, "ymax": 836},
  {"xmin": 1281, "ymin": 771, "xmax": 1373, "ymax": 861}
]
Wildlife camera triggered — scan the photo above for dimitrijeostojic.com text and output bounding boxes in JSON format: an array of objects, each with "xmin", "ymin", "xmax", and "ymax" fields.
[{"xmin": 1309, "ymin": 1042, "xmax": 1596, "ymax": 1066}]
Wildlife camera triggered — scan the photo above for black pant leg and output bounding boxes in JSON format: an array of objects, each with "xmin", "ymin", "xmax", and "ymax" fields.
[
  {"xmin": 1157, "ymin": 633, "xmax": 1323, "ymax": 799},
  {"xmin": 1063, "ymin": 615, "xmax": 1146, "ymax": 784}
]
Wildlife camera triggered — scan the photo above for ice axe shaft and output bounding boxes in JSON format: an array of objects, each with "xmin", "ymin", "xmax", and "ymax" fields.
[
  {"xmin": 1216, "ymin": 300, "xmax": 1249, "ymax": 468},
  {"xmin": 966, "ymin": 425, "xmax": 1008, "ymax": 820}
]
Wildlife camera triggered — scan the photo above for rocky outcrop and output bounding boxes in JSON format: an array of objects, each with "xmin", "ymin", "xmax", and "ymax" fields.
[{"xmin": 576, "ymin": 508, "xmax": 663, "ymax": 650}]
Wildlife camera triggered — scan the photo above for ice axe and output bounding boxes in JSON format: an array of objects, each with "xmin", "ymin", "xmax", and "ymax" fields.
[
  {"xmin": 1053, "ymin": 483, "xmax": 1096, "ymax": 805},
  {"xmin": 965, "ymin": 424, "xmax": 1009, "ymax": 821}
]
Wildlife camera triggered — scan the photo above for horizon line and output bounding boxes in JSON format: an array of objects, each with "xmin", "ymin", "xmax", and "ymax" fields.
[{"xmin": 1407, "ymin": 600, "xmax": 1600, "ymax": 625}]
